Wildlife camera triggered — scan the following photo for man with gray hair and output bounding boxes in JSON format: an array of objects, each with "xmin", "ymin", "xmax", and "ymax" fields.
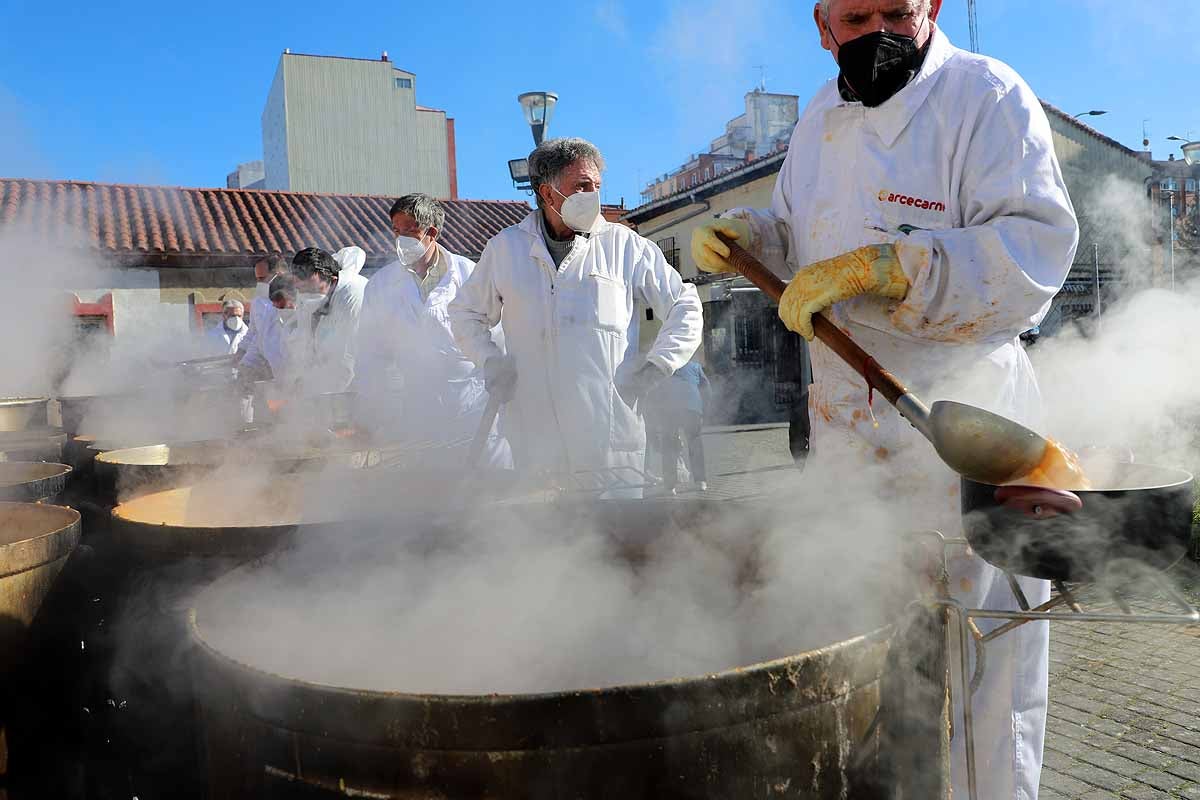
[
  {"xmin": 205, "ymin": 298, "xmax": 247, "ymax": 355},
  {"xmin": 450, "ymin": 138, "xmax": 703, "ymax": 492},
  {"xmin": 355, "ymin": 193, "xmax": 510, "ymax": 466},
  {"xmin": 691, "ymin": 1, "xmax": 1077, "ymax": 797}
]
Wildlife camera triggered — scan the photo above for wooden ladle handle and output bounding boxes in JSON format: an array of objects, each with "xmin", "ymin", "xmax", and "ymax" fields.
[{"xmin": 714, "ymin": 233, "xmax": 911, "ymax": 405}]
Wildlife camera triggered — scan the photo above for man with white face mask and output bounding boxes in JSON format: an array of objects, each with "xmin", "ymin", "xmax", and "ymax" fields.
[
  {"xmin": 235, "ymin": 253, "xmax": 288, "ymax": 380},
  {"xmin": 206, "ymin": 299, "xmax": 247, "ymax": 355},
  {"xmin": 690, "ymin": 1, "xmax": 1078, "ymax": 797},
  {"xmin": 450, "ymin": 138, "xmax": 703, "ymax": 493},
  {"xmin": 354, "ymin": 194, "xmax": 511, "ymax": 467},
  {"xmin": 290, "ymin": 247, "xmax": 367, "ymax": 393}
]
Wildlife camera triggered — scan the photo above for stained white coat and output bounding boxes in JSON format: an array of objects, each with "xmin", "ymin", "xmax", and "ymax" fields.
[{"xmin": 729, "ymin": 28, "xmax": 1078, "ymax": 799}]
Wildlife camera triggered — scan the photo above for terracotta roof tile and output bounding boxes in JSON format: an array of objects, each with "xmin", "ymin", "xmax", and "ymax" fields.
[{"xmin": 0, "ymin": 178, "xmax": 530, "ymax": 266}]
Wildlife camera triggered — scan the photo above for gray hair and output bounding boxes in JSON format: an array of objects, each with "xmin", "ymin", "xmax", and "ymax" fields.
[
  {"xmin": 388, "ymin": 193, "xmax": 445, "ymax": 231},
  {"xmin": 818, "ymin": 0, "xmax": 930, "ymax": 18},
  {"xmin": 222, "ymin": 298, "xmax": 244, "ymax": 313},
  {"xmin": 528, "ymin": 138, "xmax": 605, "ymax": 204}
]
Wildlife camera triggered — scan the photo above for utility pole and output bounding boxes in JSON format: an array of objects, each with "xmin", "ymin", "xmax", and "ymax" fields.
[
  {"xmin": 967, "ymin": 0, "xmax": 979, "ymax": 52},
  {"xmin": 1168, "ymin": 191, "xmax": 1176, "ymax": 290},
  {"xmin": 1092, "ymin": 242, "xmax": 1102, "ymax": 330}
]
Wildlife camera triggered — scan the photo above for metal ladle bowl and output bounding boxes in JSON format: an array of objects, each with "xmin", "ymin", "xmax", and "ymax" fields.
[{"xmin": 925, "ymin": 400, "xmax": 1048, "ymax": 486}]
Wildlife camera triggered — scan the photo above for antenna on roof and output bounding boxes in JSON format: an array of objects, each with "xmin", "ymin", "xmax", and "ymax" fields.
[{"xmin": 754, "ymin": 65, "xmax": 767, "ymax": 92}]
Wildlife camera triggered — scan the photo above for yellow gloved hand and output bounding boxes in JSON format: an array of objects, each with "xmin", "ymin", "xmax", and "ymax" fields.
[
  {"xmin": 779, "ymin": 244, "xmax": 910, "ymax": 340},
  {"xmin": 690, "ymin": 218, "xmax": 753, "ymax": 273}
]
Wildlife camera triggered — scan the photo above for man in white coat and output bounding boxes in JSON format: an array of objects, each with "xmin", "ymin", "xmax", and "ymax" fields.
[
  {"xmin": 355, "ymin": 194, "xmax": 511, "ymax": 468},
  {"xmin": 450, "ymin": 138, "xmax": 703, "ymax": 492},
  {"xmin": 206, "ymin": 299, "xmax": 247, "ymax": 355},
  {"xmin": 691, "ymin": 1, "xmax": 1077, "ymax": 797},
  {"xmin": 291, "ymin": 247, "xmax": 368, "ymax": 393},
  {"xmin": 235, "ymin": 253, "xmax": 289, "ymax": 382}
]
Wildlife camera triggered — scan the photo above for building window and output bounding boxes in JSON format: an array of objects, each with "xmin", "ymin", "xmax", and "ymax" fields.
[
  {"xmin": 1188, "ymin": 179, "xmax": 1197, "ymax": 192},
  {"xmin": 395, "ymin": 77, "xmax": 412, "ymax": 89},
  {"xmin": 704, "ymin": 168, "xmax": 710, "ymax": 179},
  {"xmin": 657, "ymin": 236, "xmax": 681, "ymax": 271},
  {"xmin": 1161, "ymin": 178, "xmax": 1178, "ymax": 191}
]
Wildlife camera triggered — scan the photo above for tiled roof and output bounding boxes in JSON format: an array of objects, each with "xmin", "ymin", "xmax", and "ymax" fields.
[
  {"xmin": 1039, "ymin": 101, "xmax": 1139, "ymax": 157},
  {"xmin": 0, "ymin": 178, "xmax": 530, "ymax": 267}
]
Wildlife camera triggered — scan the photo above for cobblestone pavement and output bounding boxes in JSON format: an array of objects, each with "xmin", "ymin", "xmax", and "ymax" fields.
[
  {"xmin": 695, "ymin": 425, "xmax": 1200, "ymax": 799},
  {"xmin": 1040, "ymin": 583, "xmax": 1200, "ymax": 800}
]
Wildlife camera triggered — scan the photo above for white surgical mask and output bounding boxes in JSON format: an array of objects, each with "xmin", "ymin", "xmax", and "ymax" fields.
[
  {"xmin": 552, "ymin": 188, "xmax": 603, "ymax": 233},
  {"xmin": 224, "ymin": 317, "xmax": 245, "ymax": 333},
  {"xmin": 254, "ymin": 282, "xmax": 269, "ymax": 299},
  {"xmin": 395, "ymin": 235, "xmax": 428, "ymax": 267}
]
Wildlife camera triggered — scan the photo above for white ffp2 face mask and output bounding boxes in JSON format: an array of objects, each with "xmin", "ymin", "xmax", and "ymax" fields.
[
  {"xmin": 255, "ymin": 282, "xmax": 270, "ymax": 299},
  {"xmin": 553, "ymin": 188, "xmax": 603, "ymax": 233},
  {"xmin": 395, "ymin": 235, "xmax": 428, "ymax": 266},
  {"xmin": 224, "ymin": 317, "xmax": 245, "ymax": 333}
]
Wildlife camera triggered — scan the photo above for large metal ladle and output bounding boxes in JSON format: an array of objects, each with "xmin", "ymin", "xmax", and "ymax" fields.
[{"xmin": 714, "ymin": 235, "xmax": 1049, "ymax": 485}]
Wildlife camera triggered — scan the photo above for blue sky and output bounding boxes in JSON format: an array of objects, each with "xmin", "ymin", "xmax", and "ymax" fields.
[{"xmin": 1, "ymin": 0, "xmax": 1196, "ymax": 208}]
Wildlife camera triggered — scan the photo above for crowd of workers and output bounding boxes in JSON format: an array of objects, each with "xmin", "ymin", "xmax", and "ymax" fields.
[{"xmin": 198, "ymin": 1, "xmax": 1080, "ymax": 796}]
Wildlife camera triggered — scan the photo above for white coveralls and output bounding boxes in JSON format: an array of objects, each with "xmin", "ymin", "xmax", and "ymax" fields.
[
  {"xmin": 729, "ymin": 28, "xmax": 1077, "ymax": 799},
  {"xmin": 205, "ymin": 321, "xmax": 247, "ymax": 356},
  {"xmin": 294, "ymin": 271, "xmax": 367, "ymax": 393},
  {"xmin": 355, "ymin": 245, "xmax": 511, "ymax": 468},
  {"xmin": 236, "ymin": 294, "xmax": 276, "ymax": 374},
  {"xmin": 449, "ymin": 212, "xmax": 703, "ymax": 492}
]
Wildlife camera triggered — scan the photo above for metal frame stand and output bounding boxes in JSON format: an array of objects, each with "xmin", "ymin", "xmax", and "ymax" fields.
[{"xmin": 908, "ymin": 531, "xmax": 1200, "ymax": 800}]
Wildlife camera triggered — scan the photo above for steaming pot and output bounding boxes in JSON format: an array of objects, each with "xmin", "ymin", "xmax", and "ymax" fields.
[{"xmin": 961, "ymin": 460, "xmax": 1195, "ymax": 581}]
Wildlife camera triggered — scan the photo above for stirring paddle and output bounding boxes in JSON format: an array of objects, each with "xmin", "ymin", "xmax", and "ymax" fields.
[{"xmin": 714, "ymin": 234, "xmax": 1050, "ymax": 485}]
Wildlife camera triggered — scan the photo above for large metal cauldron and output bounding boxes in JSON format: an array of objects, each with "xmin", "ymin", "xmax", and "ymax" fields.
[
  {"xmin": 962, "ymin": 461, "xmax": 1195, "ymax": 581},
  {"xmin": 91, "ymin": 475, "xmax": 378, "ymax": 800},
  {"xmin": 94, "ymin": 440, "xmax": 380, "ymax": 503},
  {"xmin": 0, "ymin": 503, "xmax": 81, "ymax": 674},
  {"xmin": 0, "ymin": 462, "xmax": 72, "ymax": 503},
  {"xmin": 55, "ymin": 394, "xmax": 135, "ymax": 438},
  {"xmin": 0, "ymin": 398, "xmax": 49, "ymax": 433},
  {"xmin": 0, "ymin": 428, "xmax": 66, "ymax": 463},
  {"xmin": 187, "ymin": 497, "xmax": 951, "ymax": 800},
  {"xmin": 0, "ymin": 503, "xmax": 81, "ymax": 784},
  {"xmin": 191, "ymin": 590, "xmax": 893, "ymax": 800}
]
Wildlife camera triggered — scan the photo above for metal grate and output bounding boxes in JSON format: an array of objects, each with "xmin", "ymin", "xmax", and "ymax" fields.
[{"xmin": 656, "ymin": 236, "xmax": 681, "ymax": 271}]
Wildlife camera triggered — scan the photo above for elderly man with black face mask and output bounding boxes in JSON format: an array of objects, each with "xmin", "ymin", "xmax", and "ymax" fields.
[
  {"xmin": 450, "ymin": 138, "xmax": 703, "ymax": 494},
  {"xmin": 690, "ymin": 2, "xmax": 1078, "ymax": 798}
]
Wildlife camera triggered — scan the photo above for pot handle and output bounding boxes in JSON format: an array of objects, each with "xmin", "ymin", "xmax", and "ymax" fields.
[{"xmin": 994, "ymin": 486, "xmax": 1083, "ymax": 519}]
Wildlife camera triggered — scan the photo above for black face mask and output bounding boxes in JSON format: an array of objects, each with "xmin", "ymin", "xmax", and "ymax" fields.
[{"xmin": 832, "ymin": 18, "xmax": 930, "ymax": 108}]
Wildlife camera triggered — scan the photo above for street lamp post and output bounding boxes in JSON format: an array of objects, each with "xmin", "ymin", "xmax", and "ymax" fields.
[
  {"xmin": 1092, "ymin": 242, "xmax": 1102, "ymax": 329},
  {"xmin": 1074, "ymin": 110, "xmax": 1109, "ymax": 119},
  {"xmin": 1167, "ymin": 190, "xmax": 1176, "ymax": 291},
  {"xmin": 517, "ymin": 92, "xmax": 559, "ymax": 147},
  {"xmin": 509, "ymin": 91, "xmax": 558, "ymax": 190}
]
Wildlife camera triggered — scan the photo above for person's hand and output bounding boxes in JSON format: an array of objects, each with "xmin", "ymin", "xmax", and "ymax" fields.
[
  {"xmin": 779, "ymin": 244, "xmax": 910, "ymax": 340},
  {"xmin": 483, "ymin": 355, "xmax": 518, "ymax": 403},
  {"xmin": 616, "ymin": 362, "xmax": 668, "ymax": 409},
  {"xmin": 690, "ymin": 218, "xmax": 753, "ymax": 274}
]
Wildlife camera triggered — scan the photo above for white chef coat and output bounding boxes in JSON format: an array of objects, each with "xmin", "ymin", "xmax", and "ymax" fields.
[
  {"xmin": 730, "ymin": 27, "xmax": 1077, "ymax": 800},
  {"xmin": 355, "ymin": 244, "xmax": 511, "ymax": 468},
  {"xmin": 449, "ymin": 211, "xmax": 703, "ymax": 493}
]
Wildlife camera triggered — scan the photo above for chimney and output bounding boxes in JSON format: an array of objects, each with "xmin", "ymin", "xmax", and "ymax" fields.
[{"xmin": 381, "ymin": 50, "xmax": 390, "ymax": 62}]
